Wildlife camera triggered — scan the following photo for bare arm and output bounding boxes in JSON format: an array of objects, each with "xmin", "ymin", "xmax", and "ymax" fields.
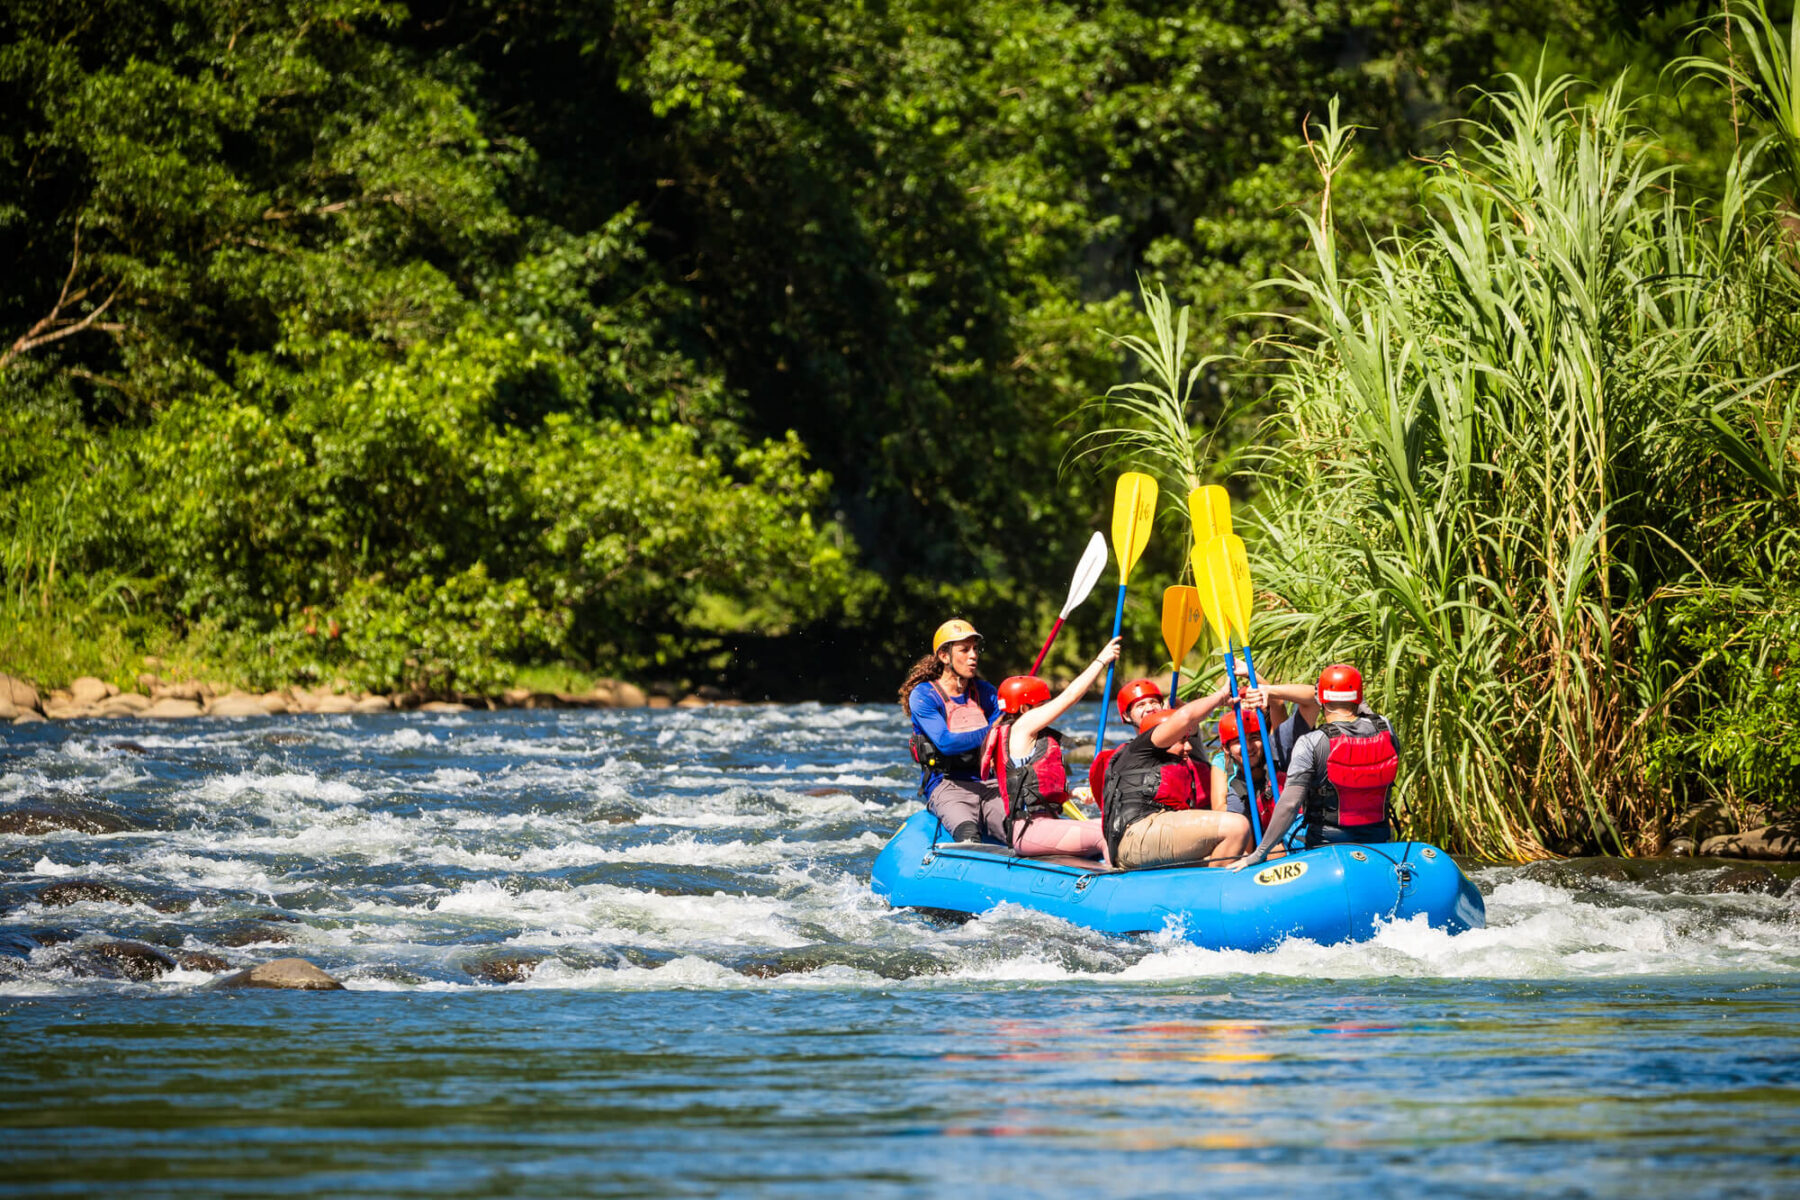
[
  {"xmin": 1149, "ymin": 685, "xmax": 1234, "ymax": 750},
  {"xmin": 1240, "ymin": 681, "xmax": 1320, "ymax": 727},
  {"xmin": 1011, "ymin": 637, "xmax": 1121, "ymax": 753}
]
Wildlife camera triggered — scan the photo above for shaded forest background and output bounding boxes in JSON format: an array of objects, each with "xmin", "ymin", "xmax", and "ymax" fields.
[{"xmin": 6, "ymin": 0, "xmax": 1798, "ymax": 851}]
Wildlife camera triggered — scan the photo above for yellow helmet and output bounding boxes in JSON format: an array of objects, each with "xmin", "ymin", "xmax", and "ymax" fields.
[{"xmin": 932, "ymin": 619, "xmax": 982, "ymax": 653}]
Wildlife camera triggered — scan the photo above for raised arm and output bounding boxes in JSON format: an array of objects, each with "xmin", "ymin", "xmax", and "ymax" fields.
[
  {"xmin": 1239, "ymin": 681, "xmax": 1320, "ymax": 727},
  {"xmin": 1148, "ymin": 684, "xmax": 1235, "ymax": 750},
  {"xmin": 1011, "ymin": 638, "xmax": 1120, "ymax": 752}
]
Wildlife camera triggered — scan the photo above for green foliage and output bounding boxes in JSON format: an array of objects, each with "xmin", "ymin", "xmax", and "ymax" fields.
[{"xmin": 1, "ymin": 0, "xmax": 1765, "ymax": 722}]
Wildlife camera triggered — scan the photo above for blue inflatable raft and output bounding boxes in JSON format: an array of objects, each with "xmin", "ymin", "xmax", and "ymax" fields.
[{"xmin": 871, "ymin": 810, "xmax": 1485, "ymax": 949}]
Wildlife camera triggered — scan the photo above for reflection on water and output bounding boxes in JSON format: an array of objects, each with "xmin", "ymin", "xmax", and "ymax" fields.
[{"xmin": 2, "ymin": 708, "xmax": 1799, "ymax": 1196}]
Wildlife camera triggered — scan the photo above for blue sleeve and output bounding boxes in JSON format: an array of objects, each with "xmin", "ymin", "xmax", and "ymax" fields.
[
  {"xmin": 908, "ymin": 683, "xmax": 945, "ymax": 739},
  {"xmin": 909, "ymin": 682, "xmax": 995, "ymax": 756}
]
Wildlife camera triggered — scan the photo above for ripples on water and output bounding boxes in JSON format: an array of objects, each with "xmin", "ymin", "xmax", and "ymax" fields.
[{"xmin": 3, "ymin": 706, "xmax": 1798, "ymax": 1197}]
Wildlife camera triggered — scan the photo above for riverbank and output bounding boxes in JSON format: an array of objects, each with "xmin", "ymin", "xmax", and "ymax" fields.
[{"xmin": 0, "ymin": 669, "xmax": 736, "ymax": 724}]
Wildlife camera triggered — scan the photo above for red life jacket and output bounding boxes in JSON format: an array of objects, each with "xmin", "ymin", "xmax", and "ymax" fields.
[
  {"xmin": 982, "ymin": 720, "xmax": 1071, "ymax": 842},
  {"xmin": 1307, "ymin": 718, "xmax": 1398, "ymax": 828}
]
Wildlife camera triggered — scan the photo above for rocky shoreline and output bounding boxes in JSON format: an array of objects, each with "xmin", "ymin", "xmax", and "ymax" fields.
[{"xmin": 0, "ymin": 670, "xmax": 738, "ymax": 724}]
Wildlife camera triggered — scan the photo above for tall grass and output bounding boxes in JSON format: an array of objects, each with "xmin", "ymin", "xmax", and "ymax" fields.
[
  {"xmin": 1252, "ymin": 52, "xmax": 1800, "ymax": 857},
  {"xmin": 1088, "ymin": 17, "xmax": 1800, "ymax": 857}
]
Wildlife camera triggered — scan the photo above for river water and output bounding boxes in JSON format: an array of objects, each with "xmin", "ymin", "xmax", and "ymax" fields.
[{"xmin": 2, "ymin": 705, "xmax": 1797, "ymax": 1197}]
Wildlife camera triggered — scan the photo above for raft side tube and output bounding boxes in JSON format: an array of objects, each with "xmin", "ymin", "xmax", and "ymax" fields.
[{"xmin": 871, "ymin": 809, "xmax": 1486, "ymax": 948}]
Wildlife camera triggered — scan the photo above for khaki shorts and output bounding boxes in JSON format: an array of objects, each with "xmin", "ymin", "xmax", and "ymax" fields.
[{"xmin": 1116, "ymin": 809, "xmax": 1245, "ymax": 869}]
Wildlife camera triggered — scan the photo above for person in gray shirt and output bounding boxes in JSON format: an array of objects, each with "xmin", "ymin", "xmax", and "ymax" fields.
[{"xmin": 1233, "ymin": 664, "xmax": 1401, "ymax": 870}]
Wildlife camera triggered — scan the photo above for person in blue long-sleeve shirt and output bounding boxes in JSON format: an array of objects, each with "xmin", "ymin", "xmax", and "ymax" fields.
[{"xmin": 897, "ymin": 618, "xmax": 1002, "ymax": 842}]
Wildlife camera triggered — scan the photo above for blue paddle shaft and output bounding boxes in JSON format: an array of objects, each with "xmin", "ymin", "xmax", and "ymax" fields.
[
  {"xmin": 1223, "ymin": 649, "xmax": 1265, "ymax": 843},
  {"xmin": 1240, "ymin": 643, "xmax": 1282, "ymax": 844},
  {"xmin": 1170, "ymin": 669, "xmax": 1180, "ymax": 698},
  {"xmin": 1095, "ymin": 584, "xmax": 1127, "ymax": 749}
]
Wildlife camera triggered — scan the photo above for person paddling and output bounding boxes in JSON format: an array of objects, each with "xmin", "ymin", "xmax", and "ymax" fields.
[
  {"xmin": 981, "ymin": 637, "xmax": 1121, "ymax": 859},
  {"xmin": 1234, "ymin": 664, "xmax": 1401, "ymax": 870},
  {"xmin": 1102, "ymin": 689, "xmax": 1252, "ymax": 869},
  {"xmin": 900, "ymin": 619, "xmax": 1004, "ymax": 843}
]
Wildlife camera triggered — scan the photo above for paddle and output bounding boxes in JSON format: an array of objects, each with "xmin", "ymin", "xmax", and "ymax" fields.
[
  {"xmin": 1030, "ymin": 532, "xmax": 1109, "ymax": 675},
  {"xmin": 1094, "ymin": 472, "xmax": 1158, "ymax": 753},
  {"xmin": 1202, "ymin": 534, "xmax": 1283, "ymax": 844},
  {"xmin": 1193, "ymin": 537, "xmax": 1261, "ymax": 843},
  {"xmin": 1160, "ymin": 585, "xmax": 1206, "ymax": 698},
  {"xmin": 1188, "ymin": 485, "xmax": 1233, "ymax": 543}
]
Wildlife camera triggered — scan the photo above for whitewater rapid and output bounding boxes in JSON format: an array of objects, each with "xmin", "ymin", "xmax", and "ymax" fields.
[{"xmin": 2, "ymin": 704, "xmax": 1796, "ymax": 994}]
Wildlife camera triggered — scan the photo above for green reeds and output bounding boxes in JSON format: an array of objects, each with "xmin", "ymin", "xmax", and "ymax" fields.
[{"xmin": 1088, "ymin": 36, "xmax": 1800, "ymax": 857}]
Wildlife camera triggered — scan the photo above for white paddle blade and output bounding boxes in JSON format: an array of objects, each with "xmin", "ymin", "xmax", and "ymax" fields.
[{"xmin": 1060, "ymin": 532, "xmax": 1110, "ymax": 617}]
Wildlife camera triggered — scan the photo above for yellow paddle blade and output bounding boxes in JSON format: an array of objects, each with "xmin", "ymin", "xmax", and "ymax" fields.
[
  {"xmin": 1160, "ymin": 585, "xmax": 1206, "ymax": 670},
  {"xmin": 1190, "ymin": 538, "xmax": 1232, "ymax": 650},
  {"xmin": 1221, "ymin": 534, "xmax": 1255, "ymax": 645},
  {"xmin": 1110, "ymin": 472, "xmax": 1159, "ymax": 584},
  {"xmin": 1188, "ymin": 485, "xmax": 1232, "ymax": 544},
  {"xmin": 1202, "ymin": 535, "xmax": 1250, "ymax": 648}
]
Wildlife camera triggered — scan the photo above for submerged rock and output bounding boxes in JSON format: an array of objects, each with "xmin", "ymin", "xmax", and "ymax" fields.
[
  {"xmin": 37, "ymin": 879, "xmax": 144, "ymax": 908},
  {"xmin": 175, "ymin": 951, "xmax": 232, "ymax": 973},
  {"xmin": 1710, "ymin": 866, "xmax": 1785, "ymax": 895},
  {"xmin": 212, "ymin": 957, "xmax": 345, "ymax": 991},
  {"xmin": 738, "ymin": 943, "xmax": 944, "ymax": 981},
  {"xmin": 84, "ymin": 940, "xmax": 177, "ymax": 981},
  {"xmin": 463, "ymin": 953, "xmax": 544, "ymax": 984},
  {"xmin": 0, "ymin": 799, "xmax": 140, "ymax": 836},
  {"xmin": 212, "ymin": 922, "xmax": 296, "ymax": 948}
]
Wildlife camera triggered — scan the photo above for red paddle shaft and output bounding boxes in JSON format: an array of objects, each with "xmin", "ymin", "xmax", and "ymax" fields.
[{"xmin": 1029, "ymin": 617, "xmax": 1065, "ymax": 675}]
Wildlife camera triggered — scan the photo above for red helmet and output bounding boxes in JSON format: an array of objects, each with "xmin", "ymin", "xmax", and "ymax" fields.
[
  {"xmin": 1117, "ymin": 678, "xmax": 1165, "ymax": 721},
  {"xmin": 1218, "ymin": 708, "xmax": 1264, "ymax": 746},
  {"xmin": 998, "ymin": 675, "xmax": 1051, "ymax": 715},
  {"xmin": 1136, "ymin": 707, "xmax": 1178, "ymax": 733},
  {"xmin": 1316, "ymin": 663, "xmax": 1364, "ymax": 706}
]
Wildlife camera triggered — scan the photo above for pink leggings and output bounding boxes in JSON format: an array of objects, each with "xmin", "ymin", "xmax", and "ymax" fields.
[{"xmin": 1010, "ymin": 816, "xmax": 1104, "ymax": 858}]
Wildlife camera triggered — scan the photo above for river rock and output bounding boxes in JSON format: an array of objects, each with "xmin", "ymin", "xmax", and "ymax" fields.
[
  {"xmin": 311, "ymin": 694, "xmax": 357, "ymax": 714},
  {"xmin": 1710, "ymin": 865, "xmax": 1785, "ymax": 895},
  {"xmin": 259, "ymin": 692, "xmax": 293, "ymax": 714},
  {"xmin": 207, "ymin": 693, "xmax": 273, "ymax": 717},
  {"xmin": 98, "ymin": 693, "xmax": 152, "ymax": 717},
  {"xmin": 0, "ymin": 799, "xmax": 140, "ymax": 835},
  {"xmin": 212, "ymin": 957, "xmax": 345, "ymax": 990},
  {"xmin": 612, "ymin": 682, "xmax": 648, "ymax": 708},
  {"xmin": 151, "ymin": 681, "xmax": 204, "ymax": 702},
  {"xmin": 1699, "ymin": 825, "xmax": 1800, "ymax": 861},
  {"xmin": 213, "ymin": 921, "xmax": 296, "ymax": 948},
  {"xmin": 0, "ymin": 694, "xmax": 15, "ymax": 720},
  {"xmin": 42, "ymin": 699, "xmax": 98, "ymax": 720},
  {"xmin": 351, "ymin": 695, "xmax": 392, "ymax": 713},
  {"xmin": 419, "ymin": 701, "xmax": 470, "ymax": 713},
  {"xmin": 85, "ymin": 940, "xmax": 177, "ymax": 981},
  {"xmin": 12, "ymin": 711, "xmax": 45, "ymax": 724},
  {"xmin": 175, "ymin": 951, "xmax": 232, "ymax": 973},
  {"xmin": 0, "ymin": 673, "xmax": 42, "ymax": 713},
  {"xmin": 69, "ymin": 676, "xmax": 110, "ymax": 704},
  {"xmin": 677, "ymin": 695, "xmax": 707, "ymax": 708},
  {"xmin": 38, "ymin": 879, "xmax": 143, "ymax": 907},
  {"xmin": 463, "ymin": 953, "xmax": 544, "ymax": 984},
  {"xmin": 647, "ymin": 695, "xmax": 673, "ymax": 709},
  {"xmin": 144, "ymin": 697, "xmax": 204, "ymax": 719}
]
